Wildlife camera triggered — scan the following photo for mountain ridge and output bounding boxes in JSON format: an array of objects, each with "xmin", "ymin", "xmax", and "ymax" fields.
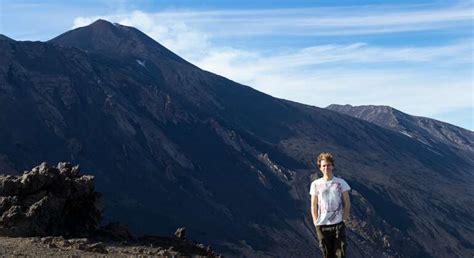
[
  {"xmin": 0, "ymin": 19, "xmax": 473, "ymax": 257},
  {"xmin": 327, "ymin": 104, "xmax": 474, "ymax": 152}
]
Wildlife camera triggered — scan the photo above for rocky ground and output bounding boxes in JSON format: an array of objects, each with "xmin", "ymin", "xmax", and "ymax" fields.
[
  {"xmin": 0, "ymin": 235, "xmax": 217, "ymax": 256},
  {"xmin": 0, "ymin": 162, "xmax": 220, "ymax": 257}
]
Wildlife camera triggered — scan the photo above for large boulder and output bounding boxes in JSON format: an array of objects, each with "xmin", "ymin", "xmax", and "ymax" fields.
[{"xmin": 0, "ymin": 162, "xmax": 101, "ymax": 237}]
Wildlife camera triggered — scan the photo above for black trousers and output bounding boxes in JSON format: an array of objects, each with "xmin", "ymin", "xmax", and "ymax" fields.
[{"xmin": 316, "ymin": 221, "xmax": 347, "ymax": 258}]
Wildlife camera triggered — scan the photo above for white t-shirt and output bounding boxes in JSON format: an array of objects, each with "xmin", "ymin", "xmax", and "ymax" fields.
[{"xmin": 309, "ymin": 176, "xmax": 351, "ymax": 226}]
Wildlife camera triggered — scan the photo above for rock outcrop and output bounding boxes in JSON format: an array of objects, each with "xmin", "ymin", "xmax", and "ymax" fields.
[
  {"xmin": 0, "ymin": 162, "xmax": 101, "ymax": 237},
  {"xmin": 0, "ymin": 162, "xmax": 221, "ymax": 257}
]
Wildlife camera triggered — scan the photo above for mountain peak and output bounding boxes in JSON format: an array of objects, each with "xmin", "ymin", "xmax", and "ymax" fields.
[
  {"xmin": 88, "ymin": 19, "xmax": 122, "ymax": 31},
  {"xmin": 327, "ymin": 104, "xmax": 413, "ymax": 123},
  {"xmin": 327, "ymin": 104, "xmax": 394, "ymax": 111},
  {"xmin": 48, "ymin": 19, "xmax": 188, "ymax": 65},
  {"xmin": 91, "ymin": 18, "xmax": 113, "ymax": 26},
  {"xmin": 327, "ymin": 104, "xmax": 474, "ymax": 151},
  {"xmin": 49, "ymin": 19, "xmax": 129, "ymax": 52}
]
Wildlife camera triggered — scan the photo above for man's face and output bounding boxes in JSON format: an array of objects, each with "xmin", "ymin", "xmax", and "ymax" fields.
[{"xmin": 319, "ymin": 160, "xmax": 333, "ymax": 175}]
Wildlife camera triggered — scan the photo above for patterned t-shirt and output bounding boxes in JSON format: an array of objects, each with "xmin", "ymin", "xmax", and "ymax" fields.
[{"xmin": 309, "ymin": 176, "xmax": 351, "ymax": 226}]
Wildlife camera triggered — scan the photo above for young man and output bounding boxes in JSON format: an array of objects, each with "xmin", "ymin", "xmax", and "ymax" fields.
[{"xmin": 309, "ymin": 152, "xmax": 351, "ymax": 258}]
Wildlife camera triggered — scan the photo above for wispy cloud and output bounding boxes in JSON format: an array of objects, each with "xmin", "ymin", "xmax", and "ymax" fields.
[
  {"xmin": 72, "ymin": 3, "xmax": 474, "ymax": 37},
  {"xmin": 71, "ymin": 3, "xmax": 474, "ymax": 129},
  {"xmin": 134, "ymin": 4, "xmax": 472, "ymax": 37},
  {"xmin": 200, "ymin": 41, "xmax": 472, "ymax": 71},
  {"xmin": 192, "ymin": 43, "xmax": 472, "ymax": 115}
]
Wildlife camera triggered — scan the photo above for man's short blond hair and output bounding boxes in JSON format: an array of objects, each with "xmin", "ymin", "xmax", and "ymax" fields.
[{"xmin": 317, "ymin": 152, "xmax": 335, "ymax": 168}]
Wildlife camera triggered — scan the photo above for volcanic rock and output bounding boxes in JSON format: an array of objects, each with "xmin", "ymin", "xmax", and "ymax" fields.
[
  {"xmin": 174, "ymin": 227, "xmax": 186, "ymax": 240},
  {"xmin": 0, "ymin": 162, "xmax": 101, "ymax": 237}
]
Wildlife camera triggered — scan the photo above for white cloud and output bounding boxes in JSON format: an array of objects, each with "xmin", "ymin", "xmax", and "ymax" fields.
[
  {"xmin": 72, "ymin": 17, "xmax": 96, "ymax": 28},
  {"xmin": 106, "ymin": 4, "xmax": 472, "ymax": 37}
]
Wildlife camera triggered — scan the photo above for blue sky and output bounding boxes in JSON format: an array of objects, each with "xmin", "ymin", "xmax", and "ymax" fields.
[{"xmin": 1, "ymin": 0, "xmax": 473, "ymax": 130}]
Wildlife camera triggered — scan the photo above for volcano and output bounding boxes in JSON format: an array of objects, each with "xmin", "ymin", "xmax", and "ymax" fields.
[{"xmin": 0, "ymin": 20, "xmax": 472, "ymax": 257}]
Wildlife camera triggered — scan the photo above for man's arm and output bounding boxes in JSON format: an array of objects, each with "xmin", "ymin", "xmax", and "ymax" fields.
[
  {"xmin": 311, "ymin": 194, "xmax": 318, "ymax": 226},
  {"xmin": 342, "ymin": 191, "xmax": 351, "ymax": 222}
]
